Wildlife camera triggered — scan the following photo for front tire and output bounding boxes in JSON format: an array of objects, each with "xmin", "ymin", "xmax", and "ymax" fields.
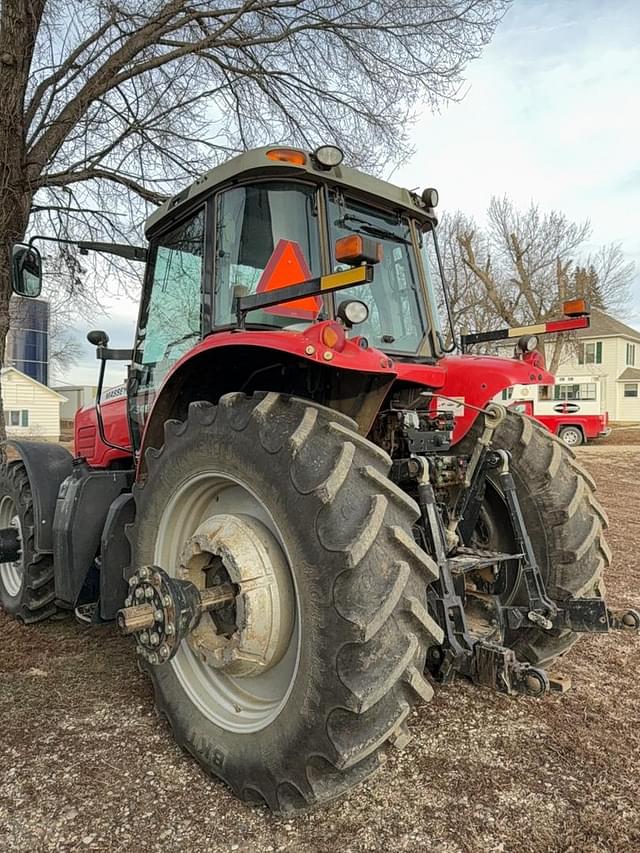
[{"xmin": 128, "ymin": 393, "xmax": 442, "ymax": 812}]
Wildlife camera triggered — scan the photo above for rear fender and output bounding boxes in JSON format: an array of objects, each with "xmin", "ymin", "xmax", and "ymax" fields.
[
  {"xmin": 436, "ymin": 354, "xmax": 555, "ymax": 443},
  {"xmin": 136, "ymin": 330, "xmax": 407, "ymax": 472},
  {"xmin": 7, "ymin": 440, "xmax": 73, "ymax": 554}
]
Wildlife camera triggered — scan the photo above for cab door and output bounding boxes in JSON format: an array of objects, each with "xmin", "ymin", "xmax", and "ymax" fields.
[{"xmin": 128, "ymin": 206, "xmax": 207, "ymax": 448}]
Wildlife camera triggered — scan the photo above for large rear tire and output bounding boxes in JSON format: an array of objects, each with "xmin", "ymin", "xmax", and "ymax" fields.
[
  {"xmin": 0, "ymin": 461, "xmax": 58, "ymax": 622},
  {"xmin": 468, "ymin": 412, "xmax": 610, "ymax": 666},
  {"xmin": 128, "ymin": 393, "xmax": 442, "ymax": 812}
]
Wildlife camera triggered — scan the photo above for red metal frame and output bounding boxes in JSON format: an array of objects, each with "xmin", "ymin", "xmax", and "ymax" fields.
[{"xmin": 75, "ymin": 321, "xmax": 558, "ymax": 468}]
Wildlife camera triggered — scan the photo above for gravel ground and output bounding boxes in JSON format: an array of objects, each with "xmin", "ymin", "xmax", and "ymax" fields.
[{"xmin": 1, "ymin": 447, "xmax": 638, "ymax": 852}]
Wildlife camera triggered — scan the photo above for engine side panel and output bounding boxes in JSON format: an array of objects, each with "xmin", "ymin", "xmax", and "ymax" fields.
[{"xmin": 74, "ymin": 387, "xmax": 133, "ymax": 468}]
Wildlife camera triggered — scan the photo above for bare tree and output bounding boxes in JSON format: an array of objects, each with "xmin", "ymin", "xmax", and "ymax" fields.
[
  {"xmin": 455, "ymin": 196, "xmax": 635, "ymax": 372},
  {"xmin": 0, "ymin": 0, "xmax": 509, "ymax": 448},
  {"xmin": 433, "ymin": 210, "xmax": 495, "ymax": 345}
]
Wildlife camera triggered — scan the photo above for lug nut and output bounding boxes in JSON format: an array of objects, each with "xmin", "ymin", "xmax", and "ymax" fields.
[
  {"xmin": 139, "ymin": 567, "xmax": 150, "ymax": 580},
  {"xmin": 144, "ymin": 587, "xmax": 154, "ymax": 600},
  {"xmin": 154, "ymin": 610, "xmax": 163, "ymax": 621},
  {"xmin": 140, "ymin": 631, "xmax": 149, "ymax": 644},
  {"xmin": 163, "ymin": 595, "xmax": 172, "ymax": 607},
  {"xmin": 128, "ymin": 576, "xmax": 137, "ymax": 587},
  {"xmin": 150, "ymin": 632, "xmax": 160, "ymax": 646},
  {"xmin": 135, "ymin": 587, "xmax": 144, "ymax": 600},
  {"xmin": 166, "ymin": 624, "xmax": 175, "ymax": 636}
]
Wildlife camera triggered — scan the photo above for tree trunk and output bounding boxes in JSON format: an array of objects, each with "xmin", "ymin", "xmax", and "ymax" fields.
[{"xmin": 0, "ymin": 1, "xmax": 43, "ymax": 457}]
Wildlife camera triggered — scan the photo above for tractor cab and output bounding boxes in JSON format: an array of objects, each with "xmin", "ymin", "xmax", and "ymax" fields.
[{"xmin": 126, "ymin": 145, "xmax": 445, "ymax": 445}]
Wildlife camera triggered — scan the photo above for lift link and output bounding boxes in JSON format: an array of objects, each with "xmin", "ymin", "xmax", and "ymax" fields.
[
  {"xmin": 117, "ymin": 566, "xmax": 235, "ymax": 664},
  {"xmin": 455, "ymin": 403, "xmax": 506, "ymax": 545},
  {"xmin": 490, "ymin": 448, "xmax": 639, "ymax": 635},
  {"xmin": 454, "ymin": 409, "xmax": 638, "ymax": 638},
  {"xmin": 415, "ymin": 457, "xmax": 550, "ymax": 698}
]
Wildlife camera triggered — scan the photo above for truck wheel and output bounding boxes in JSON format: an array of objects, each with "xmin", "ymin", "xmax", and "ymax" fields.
[
  {"xmin": 0, "ymin": 461, "xmax": 58, "ymax": 622},
  {"xmin": 559, "ymin": 425, "xmax": 584, "ymax": 447},
  {"xmin": 466, "ymin": 413, "xmax": 609, "ymax": 666},
  {"xmin": 128, "ymin": 393, "xmax": 442, "ymax": 812}
]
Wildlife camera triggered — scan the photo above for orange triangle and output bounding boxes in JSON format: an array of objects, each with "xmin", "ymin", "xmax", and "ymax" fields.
[{"xmin": 256, "ymin": 239, "xmax": 322, "ymax": 320}]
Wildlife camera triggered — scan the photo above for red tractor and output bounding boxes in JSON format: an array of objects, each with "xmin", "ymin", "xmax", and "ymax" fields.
[{"xmin": 2, "ymin": 145, "xmax": 638, "ymax": 812}]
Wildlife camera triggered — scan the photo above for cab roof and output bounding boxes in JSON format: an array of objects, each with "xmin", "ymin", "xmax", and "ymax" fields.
[{"xmin": 144, "ymin": 145, "xmax": 434, "ymax": 236}]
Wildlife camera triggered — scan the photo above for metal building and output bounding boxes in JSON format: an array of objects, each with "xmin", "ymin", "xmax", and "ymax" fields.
[{"xmin": 5, "ymin": 297, "xmax": 49, "ymax": 386}]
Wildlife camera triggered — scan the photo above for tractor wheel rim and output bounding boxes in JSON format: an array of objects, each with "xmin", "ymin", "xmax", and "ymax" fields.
[
  {"xmin": 0, "ymin": 496, "xmax": 23, "ymax": 597},
  {"xmin": 154, "ymin": 471, "xmax": 300, "ymax": 733}
]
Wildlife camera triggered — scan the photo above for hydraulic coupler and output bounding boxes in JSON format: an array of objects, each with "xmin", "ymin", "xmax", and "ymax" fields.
[{"xmin": 117, "ymin": 565, "xmax": 234, "ymax": 664}]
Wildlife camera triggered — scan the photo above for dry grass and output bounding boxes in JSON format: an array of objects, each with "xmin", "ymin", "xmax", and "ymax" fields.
[{"xmin": 0, "ymin": 448, "xmax": 638, "ymax": 852}]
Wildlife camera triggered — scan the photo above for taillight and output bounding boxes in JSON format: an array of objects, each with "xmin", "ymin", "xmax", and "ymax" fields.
[{"xmin": 321, "ymin": 322, "xmax": 346, "ymax": 351}]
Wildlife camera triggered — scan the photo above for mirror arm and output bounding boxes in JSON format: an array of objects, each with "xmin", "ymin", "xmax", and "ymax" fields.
[
  {"xmin": 27, "ymin": 234, "xmax": 147, "ymax": 262},
  {"xmin": 95, "ymin": 346, "xmax": 134, "ymax": 361}
]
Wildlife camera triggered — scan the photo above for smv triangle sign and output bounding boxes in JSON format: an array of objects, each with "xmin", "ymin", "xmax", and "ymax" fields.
[{"xmin": 256, "ymin": 239, "xmax": 322, "ymax": 321}]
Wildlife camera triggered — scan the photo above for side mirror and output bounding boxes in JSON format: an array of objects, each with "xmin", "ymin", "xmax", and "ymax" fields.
[
  {"xmin": 87, "ymin": 330, "xmax": 110, "ymax": 347},
  {"xmin": 11, "ymin": 244, "xmax": 42, "ymax": 298}
]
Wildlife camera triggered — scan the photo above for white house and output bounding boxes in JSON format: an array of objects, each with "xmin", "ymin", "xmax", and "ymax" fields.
[
  {"xmin": 562, "ymin": 308, "xmax": 640, "ymax": 422},
  {"xmin": 53, "ymin": 384, "xmax": 97, "ymax": 422},
  {"xmin": 1, "ymin": 367, "xmax": 67, "ymax": 442}
]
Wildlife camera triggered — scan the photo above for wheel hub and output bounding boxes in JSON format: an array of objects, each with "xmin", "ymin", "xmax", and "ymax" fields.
[
  {"xmin": 0, "ymin": 496, "xmax": 23, "ymax": 597},
  {"xmin": 178, "ymin": 513, "xmax": 295, "ymax": 676}
]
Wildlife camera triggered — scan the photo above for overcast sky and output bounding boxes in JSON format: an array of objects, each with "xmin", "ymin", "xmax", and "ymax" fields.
[{"xmin": 58, "ymin": 0, "xmax": 640, "ymax": 388}]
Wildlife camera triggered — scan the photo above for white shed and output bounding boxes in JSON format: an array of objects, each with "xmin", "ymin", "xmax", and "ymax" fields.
[{"xmin": 1, "ymin": 367, "xmax": 67, "ymax": 442}]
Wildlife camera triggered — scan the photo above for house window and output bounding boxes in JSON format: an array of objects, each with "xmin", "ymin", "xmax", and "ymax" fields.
[
  {"xmin": 4, "ymin": 410, "xmax": 29, "ymax": 427},
  {"xmin": 539, "ymin": 386, "xmax": 552, "ymax": 401},
  {"xmin": 554, "ymin": 383, "xmax": 597, "ymax": 401},
  {"xmin": 578, "ymin": 341, "xmax": 602, "ymax": 365},
  {"xmin": 626, "ymin": 343, "xmax": 636, "ymax": 366},
  {"xmin": 624, "ymin": 383, "xmax": 638, "ymax": 398}
]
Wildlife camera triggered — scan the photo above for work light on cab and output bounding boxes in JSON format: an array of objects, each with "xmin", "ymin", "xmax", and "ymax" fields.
[
  {"xmin": 422, "ymin": 187, "xmax": 439, "ymax": 208},
  {"xmin": 337, "ymin": 299, "xmax": 369, "ymax": 329},
  {"xmin": 313, "ymin": 145, "xmax": 344, "ymax": 169}
]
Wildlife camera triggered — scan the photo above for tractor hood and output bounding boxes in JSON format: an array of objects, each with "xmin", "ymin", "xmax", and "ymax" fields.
[{"xmin": 393, "ymin": 353, "xmax": 555, "ymax": 443}]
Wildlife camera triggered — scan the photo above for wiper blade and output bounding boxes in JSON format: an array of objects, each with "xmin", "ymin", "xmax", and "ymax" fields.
[{"xmin": 338, "ymin": 215, "xmax": 411, "ymax": 245}]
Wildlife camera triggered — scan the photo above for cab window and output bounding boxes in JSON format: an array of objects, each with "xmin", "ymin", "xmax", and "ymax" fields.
[
  {"xmin": 214, "ymin": 182, "xmax": 321, "ymax": 327},
  {"xmin": 130, "ymin": 207, "xmax": 204, "ymax": 434},
  {"xmin": 327, "ymin": 192, "xmax": 427, "ymax": 354}
]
